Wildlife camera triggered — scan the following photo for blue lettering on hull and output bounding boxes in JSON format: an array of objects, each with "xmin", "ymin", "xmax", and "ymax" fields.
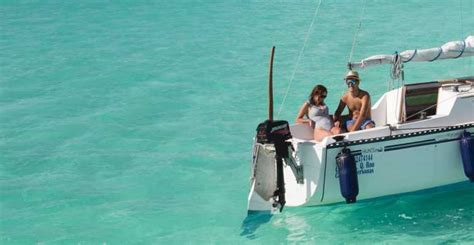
[{"xmin": 335, "ymin": 153, "xmax": 376, "ymax": 178}]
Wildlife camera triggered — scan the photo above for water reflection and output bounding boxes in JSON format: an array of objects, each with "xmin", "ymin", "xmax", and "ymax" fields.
[
  {"xmin": 240, "ymin": 211, "xmax": 272, "ymax": 239},
  {"xmin": 282, "ymin": 212, "xmax": 311, "ymax": 243},
  {"xmin": 240, "ymin": 183, "xmax": 473, "ymax": 242}
]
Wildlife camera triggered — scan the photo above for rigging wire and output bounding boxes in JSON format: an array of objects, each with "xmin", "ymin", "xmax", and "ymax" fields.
[
  {"xmin": 460, "ymin": 0, "xmax": 463, "ymax": 39},
  {"xmin": 459, "ymin": 0, "xmax": 472, "ymax": 73},
  {"xmin": 470, "ymin": 0, "xmax": 473, "ymax": 72},
  {"xmin": 348, "ymin": 0, "xmax": 366, "ymax": 64},
  {"xmin": 277, "ymin": 0, "xmax": 323, "ymax": 117}
]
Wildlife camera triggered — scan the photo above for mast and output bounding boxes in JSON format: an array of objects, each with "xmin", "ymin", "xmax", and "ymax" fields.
[{"xmin": 268, "ymin": 46, "xmax": 275, "ymax": 121}]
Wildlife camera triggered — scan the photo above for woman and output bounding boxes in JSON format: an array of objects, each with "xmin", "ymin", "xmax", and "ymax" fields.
[{"xmin": 296, "ymin": 84, "xmax": 341, "ymax": 141}]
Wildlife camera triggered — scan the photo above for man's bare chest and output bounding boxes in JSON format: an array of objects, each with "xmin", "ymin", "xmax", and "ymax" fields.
[{"xmin": 346, "ymin": 97, "xmax": 362, "ymax": 111}]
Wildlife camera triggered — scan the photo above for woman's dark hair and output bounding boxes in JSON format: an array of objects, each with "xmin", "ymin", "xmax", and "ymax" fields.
[{"xmin": 308, "ymin": 84, "xmax": 327, "ymax": 105}]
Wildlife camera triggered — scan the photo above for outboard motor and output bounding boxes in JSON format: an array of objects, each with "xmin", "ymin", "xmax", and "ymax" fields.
[
  {"xmin": 460, "ymin": 131, "xmax": 474, "ymax": 182},
  {"xmin": 336, "ymin": 148, "xmax": 359, "ymax": 203},
  {"xmin": 256, "ymin": 119, "xmax": 292, "ymax": 211}
]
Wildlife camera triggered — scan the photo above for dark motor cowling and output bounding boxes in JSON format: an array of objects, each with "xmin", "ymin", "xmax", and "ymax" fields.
[
  {"xmin": 336, "ymin": 148, "xmax": 359, "ymax": 203},
  {"xmin": 255, "ymin": 120, "xmax": 292, "ymax": 211},
  {"xmin": 460, "ymin": 130, "xmax": 474, "ymax": 182},
  {"xmin": 256, "ymin": 120, "xmax": 292, "ymax": 144}
]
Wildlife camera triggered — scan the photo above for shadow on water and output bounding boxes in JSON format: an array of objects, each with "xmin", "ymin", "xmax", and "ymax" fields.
[{"xmin": 240, "ymin": 210, "xmax": 273, "ymax": 239}]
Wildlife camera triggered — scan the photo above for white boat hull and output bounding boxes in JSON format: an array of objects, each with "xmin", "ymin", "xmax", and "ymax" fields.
[
  {"xmin": 315, "ymin": 125, "xmax": 473, "ymax": 205},
  {"xmin": 248, "ymin": 124, "xmax": 473, "ymax": 211},
  {"xmin": 248, "ymin": 77, "xmax": 474, "ymax": 212}
]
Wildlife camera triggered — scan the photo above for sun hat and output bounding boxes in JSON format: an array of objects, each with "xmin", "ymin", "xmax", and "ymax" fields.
[{"xmin": 345, "ymin": 70, "xmax": 360, "ymax": 81}]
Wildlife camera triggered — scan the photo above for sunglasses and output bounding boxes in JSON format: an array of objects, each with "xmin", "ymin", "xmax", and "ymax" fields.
[
  {"xmin": 346, "ymin": 79, "xmax": 358, "ymax": 86},
  {"xmin": 319, "ymin": 94, "xmax": 327, "ymax": 98}
]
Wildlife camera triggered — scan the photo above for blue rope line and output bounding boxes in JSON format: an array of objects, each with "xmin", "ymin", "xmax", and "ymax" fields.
[
  {"xmin": 454, "ymin": 41, "xmax": 466, "ymax": 58},
  {"xmin": 429, "ymin": 47, "xmax": 443, "ymax": 62},
  {"xmin": 404, "ymin": 49, "xmax": 417, "ymax": 63}
]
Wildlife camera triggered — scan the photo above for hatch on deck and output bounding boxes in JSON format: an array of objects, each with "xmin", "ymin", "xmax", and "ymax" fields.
[
  {"xmin": 400, "ymin": 77, "xmax": 474, "ymax": 123},
  {"xmin": 402, "ymin": 81, "xmax": 440, "ymax": 122}
]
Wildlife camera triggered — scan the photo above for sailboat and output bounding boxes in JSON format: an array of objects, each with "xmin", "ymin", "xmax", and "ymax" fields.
[{"xmin": 248, "ymin": 36, "xmax": 474, "ymax": 212}]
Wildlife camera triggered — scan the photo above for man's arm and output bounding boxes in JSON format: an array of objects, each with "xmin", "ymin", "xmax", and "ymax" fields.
[
  {"xmin": 333, "ymin": 97, "xmax": 346, "ymax": 123},
  {"xmin": 348, "ymin": 94, "xmax": 370, "ymax": 131}
]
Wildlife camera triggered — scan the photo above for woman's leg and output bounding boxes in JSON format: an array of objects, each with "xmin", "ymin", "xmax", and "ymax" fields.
[{"xmin": 314, "ymin": 128, "xmax": 332, "ymax": 142}]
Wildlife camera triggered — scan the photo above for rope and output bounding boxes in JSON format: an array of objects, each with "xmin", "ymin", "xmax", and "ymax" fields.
[
  {"xmin": 428, "ymin": 47, "xmax": 443, "ymax": 62},
  {"xmin": 454, "ymin": 40, "xmax": 466, "ymax": 58},
  {"xmin": 277, "ymin": 0, "xmax": 323, "ymax": 117},
  {"xmin": 392, "ymin": 56, "xmax": 402, "ymax": 120},
  {"xmin": 348, "ymin": 0, "xmax": 366, "ymax": 63},
  {"xmin": 390, "ymin": 52, "xmax": 403, "ymax": 81},
  {"xmin": 404, "ymin": 49, "xmax": 417, "ymax": 62}
]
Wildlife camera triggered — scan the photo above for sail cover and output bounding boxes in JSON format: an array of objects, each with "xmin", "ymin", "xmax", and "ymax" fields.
[{"xmin": 350, "ymin": 36, "xmax": 474, "ymax": 69}]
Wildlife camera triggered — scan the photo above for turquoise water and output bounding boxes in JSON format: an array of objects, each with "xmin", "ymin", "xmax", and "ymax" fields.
[{"xmin": 1, "ymin": 0, "xmax": 473, "ymax": 243}]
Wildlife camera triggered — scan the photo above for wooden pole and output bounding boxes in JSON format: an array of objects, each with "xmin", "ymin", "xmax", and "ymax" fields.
[{"xmin": 269, "ymin": 46, "xmax": 275, "ymax": 121}]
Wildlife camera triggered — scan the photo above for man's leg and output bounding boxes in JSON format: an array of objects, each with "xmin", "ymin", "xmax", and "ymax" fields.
[{"xmin": 362, "ymin": 120, "xmax": 375, "ymax": 129}]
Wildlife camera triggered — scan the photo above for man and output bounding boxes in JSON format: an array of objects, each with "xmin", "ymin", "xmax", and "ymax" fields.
[{"xmin": 333, "ymin": 70, "xmax": 375, "ymax": 132}]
